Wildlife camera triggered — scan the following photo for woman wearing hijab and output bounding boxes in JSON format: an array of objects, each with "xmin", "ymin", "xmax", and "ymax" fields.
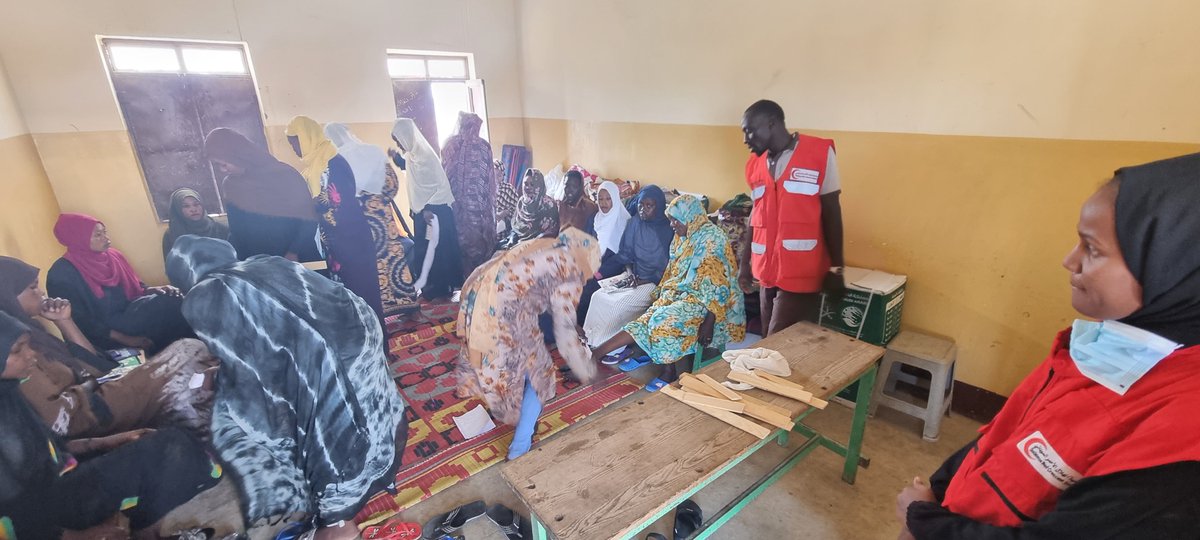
[
  {"xmin": 495, "ymin": 160, "xmax": 519, "ymax": 238},
  {"xmin": 576, "ymin": 181, "xmax": 633, "ymax": 322},
  {"xmin": 46, "ymin": 213, "xmax": 192, "ymax": 354},
  {"xmin": 590, "ymin": 196, "xmax": 745, "ymax": 390},
  {"xmin": 0, "ymin": 312, "xmax": 221, "ymax": 540},
  {"xmin": 324, "ymin": 122, "xmax": 420, "ymax": 317},
  {"xmin": 500, "ymin": 168, "xmax": 560, "ymax": 249},
  {"xmin": 0, "ymin": 256, "xmax": 216, "ymax": 439},
  {"xmin": 204, "ymin": 127, "xmax": 321, "ymax": 261},
  {"xmin": 442, "ymin": 111, "xmax": 498, "ymax": 274},
  {"xmin": 166, "ymin": 236, "xmax": 405, "ymax": 537},
  {"xmin": 391, "ymin": 117, "xmax": 465, "ymax": 300},
  {"xmin": 287, "ymin": 116, "xmax": 385, "ymax": 322},
  {"xmin": 896, "ymin": 153, "xmax": 1200, "ymax": 539},
  {"xmin": 161, "ymin": 188, "xmax": 230, "ymax": 261},
  {"xmin": 455, "ymin": 228, "xmax": 601, "ymax": 460},
  {"xmin": 581, "ymin": 185, "xmax": 675, "ymax": 349}
]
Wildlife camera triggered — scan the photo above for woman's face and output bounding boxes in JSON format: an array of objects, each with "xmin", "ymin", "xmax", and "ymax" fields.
[
  {"xmin": 523, "ymin": 178, "xmax": 540, "ymax": 198},
  {"xmin": 639, "ymin": 197, "xmax": 658, "ymax": 221},
  {"xmin": 1062, "ymin": 183, "xmax": 1143, "ymax": 320},
  {"xmin": 90, "ymin": 223, "xmax": 111, "ymax": 253},
  {"xmin": 180, "ymin": 196, "xmax": 205, "ymax": 221},
  {"xmin": 16, "ymin": 278, "xmax": 45, "ymax": 318},
  {"xmin": 598, "ymin": 189, "xmax": 613, "ymax": 213},
  {"xmin": 669, "ymin": 217, "xmax": 688, "ymax": 237},
  {"xmin": 1, "ymin": 334, "xmax": 36, "ymax": 380},
  {"xmin": 212, "ymin": 158, "xmax": 243, "ymax": 176}
]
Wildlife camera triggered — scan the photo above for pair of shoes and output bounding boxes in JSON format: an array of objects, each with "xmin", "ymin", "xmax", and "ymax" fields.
[
  {"xmin": 486, "ymin": 504, "xmax": 533, "ymax": 540},
  {"xmin": 421, "ymin": 500, "xmax": 485, "ymax": 539}
]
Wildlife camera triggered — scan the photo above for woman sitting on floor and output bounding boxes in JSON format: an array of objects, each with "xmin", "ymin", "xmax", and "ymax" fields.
[
  {"xmin": 896, "ymin": 153, "xmax": 1200, "ymax": 539},
  {"xmin": 590, "ymin": 195, "xmax": 746, "ymax": 390},
  {"xmin": 47, "ymin": 213, "xmax": 193, "ymax": 355},
  {"xmin": 167, "ymin": 236, "xmax": 405, "ymax": 540},
  {"xmin": 581, "ymin": 185, "xmax": 675, "ymax": 350},
  {"xmin": 0, "ymin": 312, "xmax": 221, "ymax": 540},
  {"xmin": 0, "ymin": 256, "xmax": 216, "ymax": 439},
  {"xmin": 499, "ymin": 168, "xmax": 560, "ymax": 249},
  {"xmin": 455, "ymin": 228, "xmax": 601, "ymax": 460},
  {"xmin": 161, "ymin": 187, "xmax": 229, "ymax": 261}
]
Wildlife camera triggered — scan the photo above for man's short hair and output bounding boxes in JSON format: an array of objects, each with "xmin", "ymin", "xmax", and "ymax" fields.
[
  {"xmin": 745, "ymin": 99, "xmax": 785, "ymax": 124},
  {"xmin": 565, "ymin": 170, "xmax": 584, "ymax": 183}
]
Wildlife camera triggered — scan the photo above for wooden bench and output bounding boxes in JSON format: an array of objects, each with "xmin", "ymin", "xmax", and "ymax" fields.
[{"xmin": 501, "ymin": 322, "xmax": 885, "ymax": 540}]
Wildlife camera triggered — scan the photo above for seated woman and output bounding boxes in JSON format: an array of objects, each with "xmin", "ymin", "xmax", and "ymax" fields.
[
  {"xmin": 391, "ymin": 118, "xmax": 465, "ymax": 300},
  {"xmin": 287, "ymin": 115, "xmax": 385, "ymax": 321},
  {"xmin": 47, "ymin": 213, "xmax": 192, "ymax": 355},
  {"xmin": 167, "ymin": 236, "xmax": 406, "ymax": 539},
  {"xmin": 896, "ymin": 153, "xmax": 1200, "ymax": 539},
  {"xmin": 0, "ymin": 312, "xmax": 221, "ymax": 540},
  {"xmin": 590, "ymin": 195, "xmax": 746, "ymax": 391},
  {"xmin": 161, "ymin": 187, "xmax": 230, "ymax": 261},
  {"xmin": 577, "ymin": 181, "xmax": 632, "ymax": 322},
  {"xmin": 204, "ymin": 127, "xmax": 321, "ymax": 262},
  {"xmin": 455, "ymin": 228, "xmax": 601, "ymax": 460},
  {"xmin": 581, "ymin": 185, "xmax": 675, "ymax": 351},
  {"xmin": 499, "ymin": 169, "xmax": 560, "ymax": 249},
  {"xmin": 0, "ymin": 256, "xmax": 216, "ymax": 439}
]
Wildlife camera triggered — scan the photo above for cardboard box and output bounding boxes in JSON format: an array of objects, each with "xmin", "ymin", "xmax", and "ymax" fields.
[{"xmin": 820, "ymin": 266, "xmax": 907, "ymax": 347}]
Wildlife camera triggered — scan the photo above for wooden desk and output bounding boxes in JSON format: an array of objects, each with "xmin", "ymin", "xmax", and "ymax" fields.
[{"xmin": 501, "ymin": 322, "xmax": 885, "ymax": 540}]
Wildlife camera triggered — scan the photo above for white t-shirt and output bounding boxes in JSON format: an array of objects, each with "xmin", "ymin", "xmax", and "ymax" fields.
[{"xmin": 770, "ymin": 137, "xmax": 841, "ymax": 195}]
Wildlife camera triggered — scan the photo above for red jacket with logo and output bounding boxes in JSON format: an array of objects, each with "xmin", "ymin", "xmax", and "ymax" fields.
[
  {"xmin": 744, "ymin": 134, "xmax": 834, "ymax": 293},
  {"xmin": 908, "ymin": 329, "xmax": 1200, "ymax": 538}
]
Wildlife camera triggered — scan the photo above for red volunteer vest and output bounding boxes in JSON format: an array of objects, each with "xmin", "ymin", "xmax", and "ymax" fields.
[
  {"xmin": 744, "ymin": 134, "xmax": 835, "ymax": 292},
  {"xmin": 941, "ymin": 330, "xmax": 1200, "ymax": 526}
]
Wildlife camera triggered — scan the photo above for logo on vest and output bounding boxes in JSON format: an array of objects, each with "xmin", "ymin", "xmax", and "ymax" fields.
[
  {"xmin": 1017, "ymin": 431, "xmax": 1080, "ymax": 490},
  {"xmin": 789, "ymin": 168, "xmax": 820, "ymax": 183}
]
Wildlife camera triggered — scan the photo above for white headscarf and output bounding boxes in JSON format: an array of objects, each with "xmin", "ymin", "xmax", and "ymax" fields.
[
  {"xmin": 593, "ymin": 181, "xmax": 631, "ymax": 255},
  {"xmin": 391, "ymin": 118, "xmax": 454, "ymax": 212},
  {"xmin": 324, "ymin": 123, "xmax": 387, "ymax": 195}
]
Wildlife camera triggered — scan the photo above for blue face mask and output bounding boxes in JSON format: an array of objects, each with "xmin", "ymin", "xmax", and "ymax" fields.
[{"xmin": 1069, "ymin": 319, "xmax": 1181, "ymax": 395}]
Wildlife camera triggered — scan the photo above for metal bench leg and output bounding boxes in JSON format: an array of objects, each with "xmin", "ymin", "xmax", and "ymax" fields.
[{"xmin": 843, "ymin": 362, "xmax": 878, "ymax": 484}]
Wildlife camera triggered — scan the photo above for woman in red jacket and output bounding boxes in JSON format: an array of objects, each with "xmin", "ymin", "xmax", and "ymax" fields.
[{"xmin": 897, "ymin": 153, "xmax": 1200, "ymax": 539}]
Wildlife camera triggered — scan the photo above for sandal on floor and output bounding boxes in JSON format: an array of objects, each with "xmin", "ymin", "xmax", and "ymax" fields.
[
  {"xmin": 485, "ymin": 504, "xmax": 533, "ymax": 540},
  {"xmin": 644, "ymin": 378, "xmax": 669, "ymax": 392},
  {"xmin": 601, "ymin": 347, "xmax": 637, "ymax": 366},
  {"xmin": 362, "ymin": 520, "xmax": 421, "ymax": 540},
  {"xmin": 646, "ymin": 534, "xmax": 668, "ymax": 540},
  {"xmin": 673, "ymin": 499, "xmax": 703, "ymax": 540},
  {"xmin": 618, "ymin": 355, "xmax": 652, "ymax": 372},
  {"xmin": 421, "ymin": 500, "xmax": 486, "ymax": 539}
]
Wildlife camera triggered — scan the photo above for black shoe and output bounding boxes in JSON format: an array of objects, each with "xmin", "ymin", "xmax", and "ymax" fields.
[
  {"xmin": 673, "ymin": 499, "xmax": 702, "ymax": 540},
  {"xmin": 421, "ymin": 500, "xmax": 486, "ymax": 539},
  {"xmin": 485, "ymin": 503, "xmax": 532, "ymax": 540}
]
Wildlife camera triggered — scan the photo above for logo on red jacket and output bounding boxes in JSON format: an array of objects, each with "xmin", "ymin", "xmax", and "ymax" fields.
[{"xmin": 1017, "ymin": 431, "xmax": 1081, "ymax": 490}]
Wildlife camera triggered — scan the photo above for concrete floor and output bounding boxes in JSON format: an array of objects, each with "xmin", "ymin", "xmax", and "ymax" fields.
[{"xmin": 401, "ymin": 374, "xmax": 981, "ymax": 540}]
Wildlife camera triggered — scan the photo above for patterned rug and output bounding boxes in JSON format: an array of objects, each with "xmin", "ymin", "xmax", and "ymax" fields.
[{"xmin": 355, "ymin": 301, "xmax": 641, "ymax": 526}]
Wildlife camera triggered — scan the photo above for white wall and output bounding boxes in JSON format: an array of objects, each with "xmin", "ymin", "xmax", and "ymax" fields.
[
  {"xmin": 0, "ymin": 0, "xmax": 524, "ymax": 134},
  {"xmin": 0, "ymin": 57, "xmax": 29, "ymax": 139},
  {"xmin": 518, "ymin": 0, "xmax": 1200, "ymax": 142}
]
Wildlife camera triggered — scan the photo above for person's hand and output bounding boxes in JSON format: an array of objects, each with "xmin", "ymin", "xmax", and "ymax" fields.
[
  {"xmin": 39, "ymin": 297, "xmax": 73, "ymax": 321},
  {"xmin": 738, "ymin": 267, "xmax": 754, "ymax": 293},
  {"xmin": 822, "ymin": 268, "xmax": 847, "ymax": 299},
  {"xmin": 896, "ymin": 477, "xmax": 936, "ymax": 523},
  {"xmin": 284, "ymin": 252, "xmax": 300, "ymax": 262},
  {"xmin": 146, "ymin": 285, "xmax": 182, "ymax": 298},
  {"xmin": 698, "ymin": 311, "xmax": 716, "ymax": 346}
]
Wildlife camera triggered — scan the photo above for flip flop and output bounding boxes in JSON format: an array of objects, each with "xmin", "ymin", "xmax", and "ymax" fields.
[
  {"xmin": 644, "ymin": 378, "xmax": 669, "ymax": 392},
  {"xmin": 618, "ymin": 355, "xmax": 652, "ymax": 372},
  {"xmin": 484, "ymin": 504, "xmax": 532, "ymax": 540},
  {"xmin": 362, "ymin": 520, "xmax": 421, "ymax": 540},
  {"xmin": 421, "ymin": 500, "xmax": 486, "ymax": 539},
  {"xmin": 601, "ymin": 347, "xmax": 637, "ymax": 366},
  {"xmin": 672, "ymin": 499, "xmax": 703, "ymax": 540},
  {"xmin": 646, "ymin": 534, "xmax": 668, "ymax": 540}
]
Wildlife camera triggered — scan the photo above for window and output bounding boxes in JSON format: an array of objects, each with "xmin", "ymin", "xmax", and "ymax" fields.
[
  {"xmin": 100, "ymin": 37, "xmax": 268, "ymax": 220},
  {"xmin": 387, "ymin": 51, "xmax": 488, "ymax": 154}
]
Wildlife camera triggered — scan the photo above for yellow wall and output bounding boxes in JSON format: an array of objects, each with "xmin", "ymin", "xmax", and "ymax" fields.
[
  {"xmin": 0, "ymin": 134, "xmax": 63, "ymax": 271},
  {"xmin": 528, "ymin": 118, "xmax": 1199, "ymax": 394}
]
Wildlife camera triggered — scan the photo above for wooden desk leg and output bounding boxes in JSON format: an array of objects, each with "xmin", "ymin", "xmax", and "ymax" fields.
[
  {"xmin": 842, "ymin": 362, "xmax": 879, "ymax": 485},
  {"xmin": 531, "ymin": 512, "xmax": 550, "ymax": 540}
]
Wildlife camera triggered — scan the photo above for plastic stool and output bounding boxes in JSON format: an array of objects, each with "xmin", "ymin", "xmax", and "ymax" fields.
[{"xmin": 868, "ymin": 331, "xmax": 956, "ymax": 441}]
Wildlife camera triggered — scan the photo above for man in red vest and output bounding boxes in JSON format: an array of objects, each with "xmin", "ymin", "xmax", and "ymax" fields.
[{"xmin": 740, "ymin": 99, "xmax": 845, "ymax": 336}]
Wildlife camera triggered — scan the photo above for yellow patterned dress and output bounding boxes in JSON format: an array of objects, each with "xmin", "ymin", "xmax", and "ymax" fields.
[
  {"xmin": 623, "ymin": 195, "xmax": 746, "ymax": 364},
  {"xmin": 359, "ymin": 166, "xmax": 420, "ymax": 315}
]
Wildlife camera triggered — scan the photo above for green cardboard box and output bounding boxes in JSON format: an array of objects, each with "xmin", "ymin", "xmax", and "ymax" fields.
[{"xmin": 818, "ymin": 267, "xmax": 907, "ymax": 402}]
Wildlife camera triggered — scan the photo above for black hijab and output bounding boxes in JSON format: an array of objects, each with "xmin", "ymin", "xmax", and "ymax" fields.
[
  {"xmin": 1114, "ymin": 152, "xmax": 1200, "ymax": 346},
  {"xmin": 163, "ymin": 188, "xmax": 229, "ymax": 258},
  {"xmin": 0, "ymin": 312, "xmax": 64, "ymax": 506}
]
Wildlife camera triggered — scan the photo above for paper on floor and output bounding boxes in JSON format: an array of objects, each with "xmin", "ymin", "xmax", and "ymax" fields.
[{"xmin": 452, "ymin": 404, "xmax": 497, "ymax": 439}]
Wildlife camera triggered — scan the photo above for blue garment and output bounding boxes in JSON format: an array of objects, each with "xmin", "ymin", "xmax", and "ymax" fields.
[
  {"xmin": 598, "ymin": 186, "xmax": 674, "ymax": 284},
  {"xmin": 1069, "ymin": 319, "xmax": 1181, "ymax": 395},
  {"xmin": 507, "ymin": 377, "xmax": 543, "ymax": 460}
]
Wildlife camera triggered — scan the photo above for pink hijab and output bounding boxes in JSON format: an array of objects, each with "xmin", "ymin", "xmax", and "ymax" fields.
[{"xmin": 53, "ymin": 213, "xmax": 145, "ymax": 300}]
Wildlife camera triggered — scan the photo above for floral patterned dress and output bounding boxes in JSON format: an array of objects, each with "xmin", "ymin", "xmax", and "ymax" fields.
[
  {"xmin": 358, "ymin": 166, "xmax": 419, "ymax": 315},
  {"xmin": 624, "ymin": 195, "xmax": 746, "ymax": 364}
]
